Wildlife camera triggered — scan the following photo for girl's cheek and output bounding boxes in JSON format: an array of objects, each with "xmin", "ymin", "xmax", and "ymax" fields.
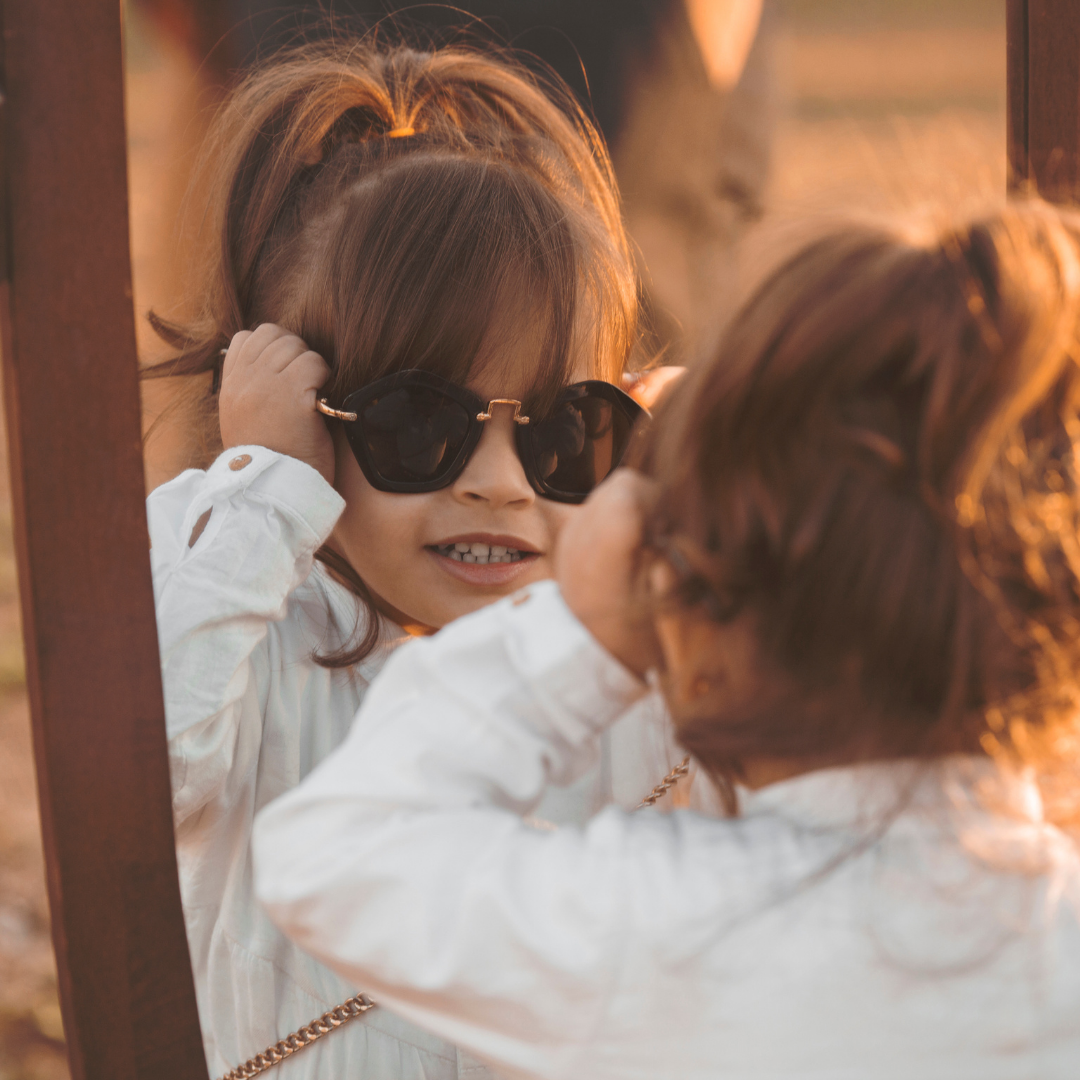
[{"xmin": 337, "ymin": 490, "xmax": 428, "ymax": 564}]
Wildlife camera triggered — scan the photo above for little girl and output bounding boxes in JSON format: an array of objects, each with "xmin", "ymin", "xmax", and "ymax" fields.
[
  {"xmin": 254, "ymin": 202, "xmax": 1080, "ymax": 1077},
  {"xmin": 148, "ymin": 39, "xmax": 656, "ymax": 1080}
]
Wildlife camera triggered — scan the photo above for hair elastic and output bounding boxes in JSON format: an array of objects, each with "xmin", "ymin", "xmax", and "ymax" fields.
[{"xmin": 386, "ymin": 125, "xmax": 415, "ymax": 138}]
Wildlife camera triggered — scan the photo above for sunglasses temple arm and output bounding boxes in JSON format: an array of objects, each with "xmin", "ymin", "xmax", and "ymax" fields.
[{"xmin": 316, "ymin": 399, "xmax": 358, "ymax": 422}]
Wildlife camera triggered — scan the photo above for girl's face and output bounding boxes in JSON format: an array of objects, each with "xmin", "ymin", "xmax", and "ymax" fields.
[{"xmin": 329, "ymin": 334, "xmax": 589, "ymax": 631}]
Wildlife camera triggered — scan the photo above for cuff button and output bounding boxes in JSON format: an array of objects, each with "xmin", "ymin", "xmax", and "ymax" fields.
[{"xmin": 229, "ymin": 453, "xmax": 253, "ymax": 471}]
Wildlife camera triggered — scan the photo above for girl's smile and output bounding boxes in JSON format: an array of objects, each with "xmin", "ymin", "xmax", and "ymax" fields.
[{"xmin": 426, "ymin": 533, "xmax": 540, "ymax": 586}]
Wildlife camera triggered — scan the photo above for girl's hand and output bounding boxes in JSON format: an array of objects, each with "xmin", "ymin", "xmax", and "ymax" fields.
[
  {"xmin": 218, "ymin": 324, "xmax": 335, "ymax": 485},
  {"xmin": 554, "ymin": 469, "xmax": 661, "ymax": 677}
]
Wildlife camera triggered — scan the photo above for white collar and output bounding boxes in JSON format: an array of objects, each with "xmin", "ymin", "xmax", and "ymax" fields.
[{"xmin": 736, "ymin": 757, "xmax": 994, "ymax": 832}]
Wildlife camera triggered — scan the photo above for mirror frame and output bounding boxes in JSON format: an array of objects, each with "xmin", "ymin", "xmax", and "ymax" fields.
[
  {"xmin": 0, "ymin": 1, "xmax": 206, "ymax": 1077},
  {"xmin": 1007, "ymin": 0, "xmax": 1080, "ymax": 197},
  {"xmin": 0, "ymin": 2, "xmax": 1072, "ymax": 1078}
]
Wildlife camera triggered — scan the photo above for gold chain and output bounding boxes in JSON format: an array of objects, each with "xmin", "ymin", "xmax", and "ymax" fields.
[
  {"xmin": 637, "ymin": 756, "xmax": 692, "ymax": 808},
  {"xmin": 217, "ymin": 994, "xmax": 375, "ymax": 1080},
  {"xmin": 216, "ymin": 758, "xmax": 692, "ymax": 1080}
]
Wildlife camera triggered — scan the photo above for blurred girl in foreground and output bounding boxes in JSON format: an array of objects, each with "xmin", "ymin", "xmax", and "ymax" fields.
[{"xmin": 254, "ymin": 202, "xmax": 1080, "ymax": 1077}]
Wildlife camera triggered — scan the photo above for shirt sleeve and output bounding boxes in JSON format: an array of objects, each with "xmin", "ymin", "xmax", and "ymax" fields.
[
  {"xmin": 149, "ymin": 446, "xmax": 345, "ymax": 825},
  {"xmin": 252, "ymin": 582, "xmax": 652, "ymax": 1080}
]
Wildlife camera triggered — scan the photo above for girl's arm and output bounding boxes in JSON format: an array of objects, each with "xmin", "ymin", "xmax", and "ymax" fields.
[
  {"xmin": 252, "ymin": 580, "xmax": 654, "ymax": 1079},
  {"xmin": 150, "ymin": 447, "xmax": 344, "ymax": 825},
  {"xmin": 154, "ymin": 324, "xmax": 338, "ymax": 825}
]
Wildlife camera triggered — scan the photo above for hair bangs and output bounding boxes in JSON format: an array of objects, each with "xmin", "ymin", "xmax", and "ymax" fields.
[{"xmin": 280, "ymin": 152, "xmax": 602, "ymax": 409}]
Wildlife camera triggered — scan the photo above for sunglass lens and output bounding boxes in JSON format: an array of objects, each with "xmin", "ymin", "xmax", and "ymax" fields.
[
  {"xmin": 356, "ymin": 387, "xmax": 472, "ymax": 485},
  {"xmin": 528, "ymin": 395, "xmax": 633, "ymax": 499}
]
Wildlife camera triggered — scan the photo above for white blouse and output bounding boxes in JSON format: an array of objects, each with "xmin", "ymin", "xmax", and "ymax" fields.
[
  {"xmin": 150, "ymin": 447, "xmax": 672, "ymax": 1080},
  {"xmin": 253, "ymin": 581, "xmax": 1080, "ymax": 1080}
]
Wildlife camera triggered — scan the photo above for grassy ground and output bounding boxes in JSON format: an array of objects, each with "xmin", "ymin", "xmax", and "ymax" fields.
[
  {"xmin": 771, "ymin": 0, "xmax": 1005, "ymax": 212},
  {"xmin": 0, "ymin": 2, "xmax": 1007, "ymax": 1076}
]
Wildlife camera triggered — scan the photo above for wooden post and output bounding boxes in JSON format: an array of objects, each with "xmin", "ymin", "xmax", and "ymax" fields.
[
  {"xmin": 1007, "ymin": 0, "xmax": 1080, "ymax": 199},
  {"xmin": 0, "ymin": 2, "xmax": 207, "ymax": 1078}
]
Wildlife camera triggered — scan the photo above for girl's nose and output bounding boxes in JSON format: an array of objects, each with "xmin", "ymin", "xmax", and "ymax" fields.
[{"xmin": 450, "ymin": 405, "xmax": 535, "ymax": 509}]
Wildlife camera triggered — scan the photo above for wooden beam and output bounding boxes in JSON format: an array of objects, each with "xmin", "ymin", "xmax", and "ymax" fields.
[
  {"xmin": 0, "ymin": 2, "xmax": 207, "ymax": 1078},
  {"xmin": 1006, "ymin": 0, "xmax": 1029, "ymax": 190},
  {"xmin": 1008, "ymin": 0, "xmax": 1080, "ymax": 200}
]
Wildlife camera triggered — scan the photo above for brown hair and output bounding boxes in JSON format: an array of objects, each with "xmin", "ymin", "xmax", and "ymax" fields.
[
  {"xmin": 147, "ymin": 37, "xmax": 639, "ymax": 664},
  {"xmin": 645, "ymin": 202, "xmax": 1080, "ymax": 827}
]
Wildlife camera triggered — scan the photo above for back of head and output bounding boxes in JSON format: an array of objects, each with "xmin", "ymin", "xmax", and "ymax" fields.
[
  {"xmin": 646, "ymin": 201, "xmax": 1080, "ymax": 826},
  {"xmin": 152, "ymin": 38, "xmax": 638, "ymax": 461}
]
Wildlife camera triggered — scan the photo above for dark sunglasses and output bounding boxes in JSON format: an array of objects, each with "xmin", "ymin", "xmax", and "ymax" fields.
[{"xmin": 316, "ymin": 369, "xmax": 645, "ymax": 504}]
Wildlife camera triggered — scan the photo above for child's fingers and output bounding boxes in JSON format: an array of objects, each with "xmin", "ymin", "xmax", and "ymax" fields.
[
  {"xmin": 572, "ymin": 469, "xmax": 656, "ymax": 558},
  {"xmin": 225, "ymin": 324, "xmax": 307, "ymax": 377},
  {"xmin": 283, "ymin": 350, "xmax": 331, "ymax": 398},
  {"xmin": 556, "ymin": 469, "xmax": 661, "ymax": 674},
  {"xmin": 598, "ymin": 468, "xmax": 658, "ymax": 523},
  {"xmin": 221, "ymin": 329, "xmax": 255, "ymax": 380},
  {"xmin": 623, "ymin": 367, "xmax": 686, "ymax": 410},
  {"xmin": 222, "ymin": 324, "xmax": 283, "ymax": 383},
  {"xmin": 562, "ymin": 469, "xmax": 647, "ymax": 549},
  {"xmin": 257, "ymin": 331, "xmax": 317, "ymax": 374},
  {"xmin": 228, "ymin": 323, "xmax": 284, "ymax": 370}
]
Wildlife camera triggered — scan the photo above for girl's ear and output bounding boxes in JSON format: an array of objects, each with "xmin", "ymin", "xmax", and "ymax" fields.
[{"xmin": 651, "ymin": 584, "xmax": 760, "ymax": 715}]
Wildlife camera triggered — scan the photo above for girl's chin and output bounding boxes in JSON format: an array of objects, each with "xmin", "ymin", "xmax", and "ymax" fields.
[{"xmin": 426, "ymin": 548, "xmax": 541, "ymax": 588}]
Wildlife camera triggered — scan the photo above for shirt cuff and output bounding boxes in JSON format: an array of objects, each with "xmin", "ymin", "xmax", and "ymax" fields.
[
  {"xmin": 495, "ymin": 580, "xmax": 649, "ymax": 746},
  {"xmin": 203, "ymin": 446, "xmax": 345, "ymax": 546}
]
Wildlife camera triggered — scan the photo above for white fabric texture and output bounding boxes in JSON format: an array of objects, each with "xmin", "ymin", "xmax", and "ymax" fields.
[
  {"xmin": 151, "ymin": 448, "xmax": 671, "ymax": 1080},
  {"xmin": 253, "ymin": 581, "xmax": 1080, "ymax": 1080}
]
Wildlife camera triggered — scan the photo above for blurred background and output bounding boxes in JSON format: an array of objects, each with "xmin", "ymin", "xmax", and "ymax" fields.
[{"xmin": 0, "ymin": 1, "xmax": 1005, "ymax": 1076}]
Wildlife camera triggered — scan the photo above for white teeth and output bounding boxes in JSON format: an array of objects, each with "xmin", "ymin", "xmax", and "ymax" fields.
[{"xmin": 434, "ymin": 543, "xmax": 529, "ymax": 565}]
